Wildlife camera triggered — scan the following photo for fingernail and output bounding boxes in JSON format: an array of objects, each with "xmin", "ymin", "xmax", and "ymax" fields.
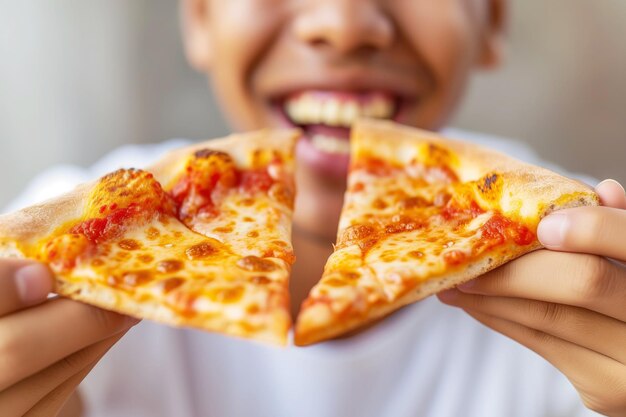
[
  {"xmin": 438, "ymin": 288, "xmax": 459, "ymax": 302},
  {"xmin": 14, "ymin": 264, "xmax": 53, "ymax": 305},
  {"xmin": 537, "ymin": 213, "xmax": 568, "ymax": 248},
  {"xmin": 598, "ymin": 179, "xmax": 625, "ymax": 194}
]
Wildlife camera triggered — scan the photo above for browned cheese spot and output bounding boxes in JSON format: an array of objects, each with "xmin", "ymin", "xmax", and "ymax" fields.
[
  {"xmin": 269, "ymin": 183, "xmax": 295, "ymax": 208},
  {"xmin": 240, "ymin": 198, "xmax": 255, "ymax": 207},
  {"xmin": 243, "ymin": 216, "xmax": 254, "ymax": 222},
  {"xmin": 118, "ymin": 239, "xmax": 141, "ymax": 251},
  {"xmin": 372, "ymin": 198, "xmax": 388, "ymax": 210},
  {"xmin": 194, "ymin": 148, "xmax": 229, "ymax": 159},
  {"xmin": 250, "ymin": 275, "xmax": 271, "ymax": 285},
  {"xmin": 247, "ymin": 230, "xmax": 259, "ymax": 238},
  {"xmin": 237, "ymin": 256, "xmax": 277, "ymax": 272},
  {"xmin": 478, "ymin": 173, "xmax": 499, "ymax": 193},
  {"xmin": 138, "ymin": 253, "xmax": 154, "ymax": 264},
  {"xmin": 146, "ymin": 227, "xmax": 160, "ymax": 240},
  {"xmin": 158, "ymin": 277, "xmax": 185, "ymax": 293},
  {"xmin": 399, "ymin": 196, "xmax": 429, "ymax": 209},
  {"xmin": 324, "ymin": 278, "xmax": 346, "ymax": 287},
  {"xmin": 408, "ymin": 250, "xmax": 424, "ymax": 259},
  {"xmin": 186, "ymin": 242, "xmax": 218, "ymax": 260},
  {"xmin": 214, "ymin": 226, "xmax": 234, "ymax": 233},
  {"xmin": 246, "ymin": 304, "xmax": 261, "ymax": 314},
  {"xmin": 156, "ymin": 259, "xmax": 184, "ymax": 274},
  {"xmin": 122, "ymin": 270, "xmax": 153, "ymax": 286},
  {"xmin": 207, "ymin": 286, "xmax": 244, "ymax": 304}
]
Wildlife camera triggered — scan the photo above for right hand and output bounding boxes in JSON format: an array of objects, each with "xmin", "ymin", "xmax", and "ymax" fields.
[{"xmin": 0, "ymin": 259, "xmax": 139, "ymax": 416}]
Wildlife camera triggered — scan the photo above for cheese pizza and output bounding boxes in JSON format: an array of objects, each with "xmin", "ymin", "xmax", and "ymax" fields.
[
  {"xmin": 0, "ymin": 129, "xmax": 299, "ymax": 345},
  {"xmin": 294, "ymin": 119, "xmax": 599, "ymax": 345}
]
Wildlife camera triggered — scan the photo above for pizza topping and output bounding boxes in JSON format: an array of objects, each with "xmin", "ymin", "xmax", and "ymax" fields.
[
  {"xmin": 156, "ymin": 259, "xmax": 184, "ymax": 273},
  {"xmin": 250, "ymin": 275, "xmax": 271, "ymax": 285},
  {"xmin": 440, "ymin": 199, "xmax": 484, "ymax": 222},
  {"xmin": 41, "ymin": 234, "xmax": 93, "ymax": 272},
  {"xmin": 169, "ymin": 150, "xmax": 238, "ymax": 222},
  {"xmin": 479, "ymin": 214, "xmax": 535, "ymax": 247},
  {"xmin": 156, "ymin": 277, "xmax": 185, "ymax": 294},
  {"xmin": 240, "ymin": 168, "xmax": 274, "ymax": 193},
  {"xmin": 352, "ymin": 156, "xmax": 400, "ymax": 176},
  {"xmin": 138, "ymin": 253, "xmax": 154, "ymax": 264},
  {"xmin": 185, "ymin": 242, "xmax": 218, "ymax": 260},
  {"xmin": 118, "ymin": 239, "xmax": 141, "ymax": 251},
  {"xmin": 236, "ymin": 256, "xmax": 277, "ymax": 272},
  {"xmin": 121, "ymin": 270, "xmax": 153, "ymax": 287},
  {"xmin": 443, "ymin": 249, "xmax": 467, "ymax": 265},
  {"xmin": 207, "ymin": 286, "xmax": 245, "ymax": 304}
]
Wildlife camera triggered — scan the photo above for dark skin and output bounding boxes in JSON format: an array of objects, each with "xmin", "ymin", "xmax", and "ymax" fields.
[{"xmin": 0, "ymin": 1, "xmax": 624, "ymax": 416}]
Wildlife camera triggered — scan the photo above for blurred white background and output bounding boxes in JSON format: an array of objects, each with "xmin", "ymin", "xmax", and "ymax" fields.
[{"xmin": 1, "ymin": 0, "xmax": 625, "ymax": 209}]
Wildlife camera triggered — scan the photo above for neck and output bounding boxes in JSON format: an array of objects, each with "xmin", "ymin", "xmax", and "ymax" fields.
[
  {"xmin": 289, "ymin": 227, "xmax": 335, "ymax": 317},
  {"xmin": 289, "ymin": 166, "xmax": 345, "ymax": 316}
]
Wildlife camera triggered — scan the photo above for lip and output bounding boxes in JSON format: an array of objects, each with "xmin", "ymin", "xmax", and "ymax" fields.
[
  {"xmin": 269, "ymin": 91, "xmax": 416, "ymax": 181},
  {"xmin": 258, "ymin": 68, "xmax": 422, "ymax": 181}
]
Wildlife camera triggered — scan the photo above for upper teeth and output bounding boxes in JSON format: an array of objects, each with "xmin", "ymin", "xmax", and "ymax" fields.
[{"xmin": 285, "ymin": 92, "xmax": 395, "ymax": 127}]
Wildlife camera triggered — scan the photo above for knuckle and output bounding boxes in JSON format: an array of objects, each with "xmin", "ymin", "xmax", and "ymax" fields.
[
  {"xmin": 89, "ymin": 306, "xmax": 127, "ymax": 334},
  {"xmin": 570, "ymin": 209, "xmax": 607, "ymax": 245},
  {"xmin": 0, "ymin": 335, "xmax": 21, "ymax": 388},
  {"xmin": 58, "ymin": 348, "xmax": 93, "ymax": 374},
  {"xmin": 580, "ymin": 374, "xmax": 626, "ymax": 415},
  {"xmin": 571, "ymin": 255, "xmax": 610, "ymax": 303},
  {"xmin": 525, "ymin": 326, "xmax": 554, "ymax": 346},
  {"xmin": 531, "ymin": 301, "xmax": 565, "ymax": 325}
]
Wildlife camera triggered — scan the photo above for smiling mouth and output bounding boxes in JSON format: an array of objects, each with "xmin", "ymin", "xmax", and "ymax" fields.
[{"xmin": 278, "ymin": 90, "xmax": 398, "ymax": 155}]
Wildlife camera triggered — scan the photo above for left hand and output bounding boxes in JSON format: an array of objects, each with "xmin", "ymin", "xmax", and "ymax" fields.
[{"xmin": 438, "ymin": 179, "xmax": 626, "ymax": 417}]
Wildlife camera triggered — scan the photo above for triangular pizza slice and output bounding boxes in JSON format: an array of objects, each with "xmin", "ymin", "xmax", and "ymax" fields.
[
  {"xmin": 0, "ymin": 129, "xmax": 299, "ymax": 345},
  {"xmin": 295, "ymin": 119, "xmax": 598, "ymax": 345}
]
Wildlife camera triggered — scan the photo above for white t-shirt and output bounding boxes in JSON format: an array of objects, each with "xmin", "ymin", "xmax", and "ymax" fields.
[{"xmin": 5, "ymin": 132, "xmax": 600, "ymax": 417}]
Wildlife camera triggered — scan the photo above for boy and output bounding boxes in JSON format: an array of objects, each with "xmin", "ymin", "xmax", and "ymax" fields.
[{"xmin": 1, "ymin": 0, "xmax": 625, "ymax": 416}]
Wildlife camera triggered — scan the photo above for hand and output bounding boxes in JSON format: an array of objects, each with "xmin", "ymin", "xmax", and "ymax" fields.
[
  {"xmin": 438, "ymin": 179, "xmax": 626, "ymax": 417},
  {"xmin": 0, "ymin": 260, "xmax": 138, "ymax": 416}
]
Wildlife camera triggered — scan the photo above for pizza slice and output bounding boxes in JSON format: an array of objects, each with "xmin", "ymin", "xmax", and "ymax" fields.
[
  {"xmin": 294, "ymin": 119, "xmax": 599, "ymax": 345},
  {"xmin": 0, "ymin": 129, "xmax": 299, "ymax": 345}
]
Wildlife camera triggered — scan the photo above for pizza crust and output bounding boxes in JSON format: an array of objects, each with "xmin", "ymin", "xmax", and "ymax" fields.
[
  {"xmin": 351, "ymin": 119, "xmax": 599, "ymax": 222},
  {"xmin": 0, "ymin": 182, "xmax": 94, "ymax": 247},
  {"xmin": 149, "ymin": 128, "xmax": 301, "ymax": 187},
  {"xmin": 295, "ymin": 242, "xmax": 541, "ymax": 345}
]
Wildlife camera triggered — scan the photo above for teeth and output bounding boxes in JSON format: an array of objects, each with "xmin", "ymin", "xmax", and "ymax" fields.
[
  {"xmin": 285, "ymin": 92, "xmax": 395, "ymax": 127},
  {"xmin": 311, "ymin": 134, "xmax": 351, "ymax": 155}
]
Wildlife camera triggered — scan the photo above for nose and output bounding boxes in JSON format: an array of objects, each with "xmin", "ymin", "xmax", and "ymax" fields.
[{"xmin": 293, "ymin": 0, "xmax": 394, "ymax": 56}]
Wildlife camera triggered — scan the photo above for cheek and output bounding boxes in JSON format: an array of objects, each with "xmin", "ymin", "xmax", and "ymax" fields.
[
  {"xmin": 395, "ymin": 0, "xmax": 481, "ymax": 127},
  {"xmin": 209, "ymin": 4, "xmax": 285, "ymax": 130}
]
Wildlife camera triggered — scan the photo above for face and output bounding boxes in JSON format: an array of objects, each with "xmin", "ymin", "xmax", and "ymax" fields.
[{"xmin": 183, "ymin": 0, "xmax": 504, "ymax": 239}]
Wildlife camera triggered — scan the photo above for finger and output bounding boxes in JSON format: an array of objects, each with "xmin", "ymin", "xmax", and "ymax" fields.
[
  {"xmin": 538, "ymin": 206, "xmax": 626, "ymax": 261},
  {"xmin": 0, "ymin": 332, "xmax": 124, "ymax": 417},
  {"xmin": 24, "ymin": 356, "xmax": 101, "ymax": 417},
  {"xmin": 439, "ymin": 290, "xmax": 626, "ymax": 364},
  {"xmin": 0, "ymin": 260, "xmax": 53, "ymax": 317},
  {"xmin": 0, "ymin": 298, "xmax": 138, "ymax": 390},
  {"xmin": 462, "ymin": 309, "xmax": 626, "ymax": 416},
  {"xmin": 596, "ymin": 179, "xmax": 626, "ymax": 209},
  {"xmin": 457, "ymin": 250, "xmax": 626, "ymax": 322}
]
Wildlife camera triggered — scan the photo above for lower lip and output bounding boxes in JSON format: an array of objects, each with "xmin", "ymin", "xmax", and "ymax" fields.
[
  {"xmin": 295, "ymin": 133, "xmax": 351, "ymax": 180},
  {"xmin": 274, "ymin": 108, "xmax": 353, "ymax": 180}
]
